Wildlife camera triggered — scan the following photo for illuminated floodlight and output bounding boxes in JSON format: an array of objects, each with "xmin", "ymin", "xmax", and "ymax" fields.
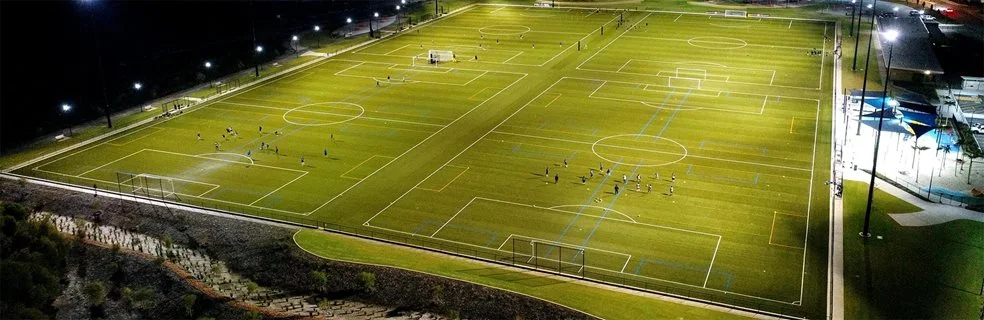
[
  {"xmin": 133, "ymin": 82, "xmax": 142, "ymax": 90},
  {"xmin": 314, "ymin": 25, "xmax": 320, "ymax": 31},
  {"xmin": 61, "ymin": 104, "xmax": 72, "ymax": 112},
  {"xmin": 882, "ymin": 29, "xmax": 900, "ymax": 42},
  {"xmin": 204, "ymin": 61, "xmax": 212, "ymax": 68},
  {"xmin": 374, "ymin": 12, "xmax": 379, "ymax": 17},
  {"xmin": 292, "ymin": 35, "xmax": 298, "ymax": 41},
  {"xmin": 255, "ymin": 45, "xmax": 263, "ymax": 52}
]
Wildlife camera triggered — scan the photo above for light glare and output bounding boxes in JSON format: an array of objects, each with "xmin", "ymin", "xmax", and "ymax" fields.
[{"xmin": 883, "ymin": 29, "xmax": 900, "ymax": 42}]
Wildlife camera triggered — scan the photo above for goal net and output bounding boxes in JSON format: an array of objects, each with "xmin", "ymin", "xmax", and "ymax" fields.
[
  {"xmin": 724, "ymin": 10, "xmax": 748, "ymax": 18},
  {"xmin": 116, "ymin": 172, "xmax": 176, "ymax": 199},
  {"xmin": 509, "ymin": 238, "xmax": 586, "ymax": 276},
  {"xmin": 427, "ymin": 50, "xmax": 454, "ymax": 64}
]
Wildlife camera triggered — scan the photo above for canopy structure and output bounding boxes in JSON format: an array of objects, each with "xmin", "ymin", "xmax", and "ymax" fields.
[{"xmin": 860, "ymin": 97, "xmax": 938, "ymax": 138}]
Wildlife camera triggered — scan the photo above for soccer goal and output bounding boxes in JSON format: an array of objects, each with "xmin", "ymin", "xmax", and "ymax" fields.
[
  {"xmin": 509, "ymin": 238, "xmax": 586, "ymax": 277},
  {"xmin": 427, "ymin": 50, "xmax": 454, "ymax": 64},
  {"xmin": 724, "ymin": 10, "xmax": 748, "ymax": 18},
  {"xmin": 116, "ymin": 172, "xmax": 176, "ymax": 200}
]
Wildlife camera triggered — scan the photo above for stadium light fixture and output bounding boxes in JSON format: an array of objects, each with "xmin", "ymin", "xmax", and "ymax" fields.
[
  {"xmin": 292, "ymin": 35, "xmax": 298, "ymax": 41},
  {"xmin": 346, "ymin": 17, "xmax": 352, "ymax": 23},
  {"xmin": 255, "ymin": 45, "xmax": 263, "ymax": 53},
  {"xmin": 314, "ymin": 25, "xmax": 320, "ymax": 31},
  {"xmin": 401, "ymin": 0, "xmax": 406, "ymax": 3},
  {"xmin": 861, "ymin": 29, "xmax": 900, "ymax": 239},
  {"xmin": 374, "ymin": 12, "xmax": 379, "ymax": 17},
  {"xmin": 923, "ymin": 70, "xmax": 931, "ymax": 75},
  {"xmin": 893, "ymin": 6, "xmax": 899, "ymax": 12},
  {"xmin": 867, "ymin": 4, "xmax": 873, "ymax": 8},
  {"xmin": 204, "ymin": 61, "xmax": 212, "ymax": 68},
  {"xmin": 133, "ymin": 82, "xmax": 142, "ymax": 90},
  {"xmin": 396, "ymin": 5, "xmax": 401, "ymax": 10},
  {"xmin": 61, "ymin": 103, "xmax": 74, "ymax": 136}
]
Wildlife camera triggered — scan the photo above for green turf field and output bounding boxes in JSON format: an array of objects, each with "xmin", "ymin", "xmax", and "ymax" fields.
[{"xmin": 11, "ymin": 5, "xmax": 833, "ymax": 317}]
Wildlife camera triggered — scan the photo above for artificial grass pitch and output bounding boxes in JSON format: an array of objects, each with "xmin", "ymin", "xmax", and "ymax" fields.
[{"xmin": 15, "ymin": 5, "xmax": 833, "ymax": 316}]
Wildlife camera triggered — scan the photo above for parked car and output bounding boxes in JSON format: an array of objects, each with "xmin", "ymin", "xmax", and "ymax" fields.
[
  {"xmin": 921, "ymin": 15, "xmax": 936, "ymax": 21},
  {"xmin": 972, "ymin": 126, "xmax": 984, "ymax": 134}
]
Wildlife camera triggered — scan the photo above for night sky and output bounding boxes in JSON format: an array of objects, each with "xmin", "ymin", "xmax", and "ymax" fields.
[{"xmin": 0, "ymin": 0, "xmax": 386, "ymax": 153}]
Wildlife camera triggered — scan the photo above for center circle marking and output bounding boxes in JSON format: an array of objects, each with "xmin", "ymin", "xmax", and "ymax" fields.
[
  {"xmin": 591, "ymin": 134, "xmax": 688, "ymax": 167},
  {"xmin": 282, "ymin": 102, "xmax": 364, "ymax": 126},
  {"xmin": 478, "ymin": 25, "xmax": 532, "ymax": 36},
  {"xmin": 687, "ymin": 37, "xmax": 748, "ymax": 49}
]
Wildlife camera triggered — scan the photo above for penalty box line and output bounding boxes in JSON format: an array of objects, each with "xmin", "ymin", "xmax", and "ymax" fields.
[{"xmin": 433, "ymin": 196, "xmax": 722, "ymax": 286}]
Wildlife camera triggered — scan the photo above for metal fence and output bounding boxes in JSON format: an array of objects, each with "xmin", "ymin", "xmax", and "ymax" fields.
[
  {"xmin": 872, "ymin": 171, "xmax": 984, "ymax": 209},
  {"xmin": 10, "ymin": 170, "xmax": 812, "ymax": 319}
]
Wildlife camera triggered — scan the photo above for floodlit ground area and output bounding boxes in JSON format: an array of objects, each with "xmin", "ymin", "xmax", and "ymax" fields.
[{"xmin": 11, "ymin": 5, "xmax": 833, "ymax": 317}]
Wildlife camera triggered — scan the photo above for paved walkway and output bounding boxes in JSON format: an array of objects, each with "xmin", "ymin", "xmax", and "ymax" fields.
[{"xmin": 843, "ymin": 169, "xmax": 984, "ymax": 226}]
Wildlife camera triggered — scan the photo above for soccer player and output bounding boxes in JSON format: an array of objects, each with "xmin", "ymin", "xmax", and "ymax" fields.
[
  {"xmin": 330, "ymin": 133, "xmax": 334, "ymax": 142},
  {"xmin": 655, "ymin": 172, "xmax": 660, "ymax": 180},
  {"xmin": 671, "ymin": 173, "xmax": 676, "ymax": 183},
  {"xmin": 563, "ymin": 158, "xmax": 568, "ymax": 167},
  {"xmin": 589, "ymin": 171, "xmax": 594, "ymax": 179},
  {"xmin": 554, "ymin": 174, "xmax": 559, "ymax": 184},
  {"xmin": 622, "ymin": 174, "xmax": 627, "ymax": 184},
  {"xmin": 614, "ymin": 184, "xmax": 620, "ymax": 195},
  {"xmin": 301, "ymin": 156, "xmax": 306, "ymax": 166},
  {"xmin": 259, "ymin": 125, "xmax": 263, "ymax": 133},
  {"xmin": 636, "ymin": 183, "xmax": 640, "ymax": 192},
  {"xmin": 275, "ymin": 146, "xmax": 279, "ymax": 154},
  {"xmin": 214, "ymin": 142, "xmax": 220, "ymax": 151},
  {"xmin": 247, "ymin": 150, "xmax": 252, "ymax": 159},
  {"xmin": 581, "ymin": 176, "xmax": 586, "ymax": 184},
  {"xmin": 636, "ymin": 174, "xmax": 641, "ymax": 182},
  {"xmin": 324, "ymin": 149, "xmax": 328, "ymax": 156},
  {"xmin": 669, "ymin": 185, "xmax": 674, "ymax": 196},
  {"xmin": 545, "ymin": 167, "xmax": 549, "ymax": 176},
  {"xmin": 197, "ymin": 133, "xmax": 202, "ymax": 141},
  {"xmin": 647, "ymin": 183, "xmax": 652, "ymax": 193},
  {"xmin": 599, "ymin": 163, "xmax": 604, "ymax": 171},
  {"xmin": 222, "ymin": 134, "xmax": 226, "ymax": 140},
  {"xmin": 606, "ymin": 168, "xmax": 611, "ymax": 176}
]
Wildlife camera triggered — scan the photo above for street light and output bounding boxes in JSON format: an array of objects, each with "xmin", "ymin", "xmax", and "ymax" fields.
[
  {"xmin": 860, "ymin": 29, "xmax": 899, "ymax": 239},
  {"xmin": 855, "ymin": 0, "xmax": 881, "ymax": 133},
  {"xmin": 314, "ymin": 25, "xmax": 321, "ymax": 47},
  {"xmin": 396, "ymin": 5, "xmax": 402, "ymax": 29},
  {"xmin": 255, "ymin": 45, "xmax": 263, "ymax": 53},
  {"xmin": 61, "ymin": 104, "xmax": 74, "ymax": 136},
  {"xmin": 371, "ymin": 12, "xmax": 379, "ymax": 38},
  {"xmin": 346, "ymin": 17, "xmax": 352, "ymax": 38},
  {"xmin": 849, "ymin": 0, "xmax": 858, "ymax": 36},
  {"xmin": 204, "ymin": 61, "xmax": 212, "ymax": 68},
  {"xmin": 133, "ymin": 82, "xmax": 142, "ymax": 90}
]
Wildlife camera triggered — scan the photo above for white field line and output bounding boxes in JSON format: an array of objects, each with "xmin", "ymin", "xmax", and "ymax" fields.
[
  {"xmin": 383, "ymin": 43, "xmax": 413, "ymax": 55},
  {"xmin": 283, "ymin": 71, "xmax": 317, "ymax": 84},
  {"xmin": 148, "ymin": 149, "xmax": 308, "ymax": 174},
  {"xmin": 249, "ymin": 171, "xmax": 309, "ymax": 205},
  {"xmin": 703, "ymin": 236, "xmax": 722, "ymax": 288},
  {"xmin": 369, "ymin": 221, "xmax": 796, "ymax": 305},
  {"xmin": 429, "ymin": 25, "xmax": 587, "ymax": 35},
  {"xmin": 335, "ymin": 67, "xmax": 490, "ymax": 87},
  {"xmin": 332, "ymin": 59, "xmax": 529, "ymax": 76},
  {"xmin": 575, "ymin": 12, "xmax": 653, "ymax": 71},
  {"xmin": 476, "ymin": 3, "xmax": 834, "ymax": 23},
  {"xmin": 799, "ymin": 23, "xmax": 828, "ymax": 305},
  {"xmin": 489, "ymin": 6, "xmax": 506, "ymax": 14},
  {"xmin": 198, "ymin": 184, "xmax": 221, "ymax": 197},
  {"xmin": 620, "ymin": 255, "xmax": 633, "ymax": 273},
  {"xmin": 118, "ymin": 172, "xmax": 220, "ymax": 190},
  {"xmin": 569, "ymin": 75, "xmax": 820, "ymax": 102},
  {"xmin": 616, "ymin": 60, "xmax": 632, "ymax": 72},
  {"xmin": 494, "ymin": 233, "xmax": 633, "ymax": 260},
  {"xmin": 674, "ymin": 13, "xmax": 684, "ymax": 22},
  {"xmin": 350, "ymin": 5, "xmax": 480, "ymax": 55},
  {"xmin": 231, "ymin": 96, "xmax": 457, "ymax": 124},
  {"xmin": 430, "ymin": 197, "xmax": 477, "ymax": 237},
  {"xmin": 33, "ymin": 168, "xmax": 204, "ymax": 200},
  {"xmin": 542, "ymin": 93, "xmax": 562, "ymax": 108},
  {"xmin": 502, "ymin": 51, "xmax": 524, "ymax": 64},
  {"xmin": 416, "ymin": 165, "xmax": 469, "ymax": 192},
  {"xmin": 196, "ymin": 152, "xmax": 255, "ymax": 165},
  {"xmin": 468, "ymin": 87, "xmax": 498, "ymax": 101},
  {"xmin": 340, "ymin": 155, "xmax": 396, "ymax": 180},
  {"xmin": 15, "ymin": 58, "xmax": 332, "ymax": 174},
  {"xmin": 361, "ymin": 77, "xmax": 564, "ymax": 225},
  {"xmin": 300, "ymin": 72, "xmax": 529, "ymax": 216},
  {"xmin": 333, "ymin": 61, "xmax": 366, "ymax": 76},
  {"xmin": 490, "ymin": 130, "xmax": 813, "ymax": 172},
  {"xmin": 389, "ymin": 64, "xmax": 454, "ymax": 74},
  {"xmin": 76, "ymin": 149, "xmax": 147, "ymax": 177},
  {"xmin": 478, "ymin": 197, "xmax": 720, "ymax": 237},
  {"xmin": 581, "ymin": 64, "xmax": 820, "ymax": 90},
  {"xmin": 789, "ymin": 20, "xmax": 793, "ymax": 29},
  {"xmin": 591, "ymin": 87, "xmax": 769, "ymax": 115},
  {"xmin": 105, "ymin": 127, "xmax": 163, "ymax": 147},
  {"xmin": 216, "ymin": 101, "xmax": 446, "ymax": 128},
  {"xmin": 530, "ymin": 13, "xmax": 622, "ymax": 68}
]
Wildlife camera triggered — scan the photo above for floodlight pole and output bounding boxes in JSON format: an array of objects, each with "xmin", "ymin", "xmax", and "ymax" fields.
[
  {"xmin": 861, "ymin": 37, "xmax": 895, "ymax": 239},
  {"xmin": 855, "ymin": 7, "xmax": 879, "ymax": 135},
  {"xmin": 435, "ymin": 0, "xmax": 439, "ymax": 16},
  {"xmin": 853, "ymin": 0, "xmax": 876, "ymax": 70},
  {"xmin": 250, "ymin": 0, "xmax": 259, "ymax": 77},
  {"xmin": 84, "ymin": 4, "xmax": 114, "ymax": 129},
  {"xmin": 849, "ymin": 1, "xmax": 857, "ymax": 36}
]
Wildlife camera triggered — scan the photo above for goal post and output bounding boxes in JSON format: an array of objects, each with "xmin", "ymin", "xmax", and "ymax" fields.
[
  {"xmin": 724, "ymin": 10, "xmax": 748, "ymax": 18},
  {"xmin": 427, "ymin": 50, "xmax": 454, "ymax": 64},
  {"xmin": 510, "ymin": 238, "xmax": 585, "ymax": 277},
  {"xmin": 116, "ymin": 172, "xmax": 176, "ymax": 200}
]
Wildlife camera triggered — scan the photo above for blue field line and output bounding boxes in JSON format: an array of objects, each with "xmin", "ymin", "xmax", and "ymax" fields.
[
  {"xmin": 686, "ymin": 164, "xmax": 761, "ymax": 185},
  {"xmin": 636, "ymin": 88, "xmax": 675, "ymax": 138},
  {"xmin": 654, "ymin": 89, "xmax": 692, "ymax": 139},
  {"xmin": 550, "ymin": 159, "xmax": 623, "ymax": 254},
  {"xmin": 571, "ymin": 160, "xmax": 644, "ymax": 261},
  {"xmin": 567, "ymin": 151, "xmax": 578, "ymax": 161},
  {"xmin": 632, "ymin": 258, "xmax": 734, "ymax": 290},
  {"xmin": 590, "ymin": 128, "xmax": 600, "ymax": 135},
  {"xmin": 538, "ymin": 120, "xmax": 550, "ymax": 129},
  {"xmin": 412, "ymin": 219, "xmax": 499, "ymax": 247},
  {"xmin": 506, "ymin": 144, "xmax": 570, "ymax": 160},
  {"xmin": 697, "ymin": 140, "xmax": 768, "ymax": 156}
]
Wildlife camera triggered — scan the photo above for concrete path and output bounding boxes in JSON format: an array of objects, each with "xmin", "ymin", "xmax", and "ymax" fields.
[{"xmin": 843, "ymin": 169, "xmax": 984, "ymax": 226}]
